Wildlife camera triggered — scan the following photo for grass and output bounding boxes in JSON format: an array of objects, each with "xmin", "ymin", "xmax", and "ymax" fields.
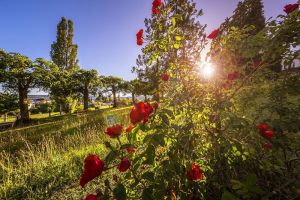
[{"xmin": 0, "ymin": 106, "xmax": 131, "ymax": 199}]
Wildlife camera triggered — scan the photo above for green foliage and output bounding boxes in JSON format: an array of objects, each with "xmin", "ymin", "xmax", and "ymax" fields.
[{"xmin": 50, "ymin": 17, "xmax": 79, "ymax": 71}]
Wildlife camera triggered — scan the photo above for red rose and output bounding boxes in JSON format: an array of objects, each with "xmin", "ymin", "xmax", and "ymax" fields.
[
  {"xmin": 284, "ymin": 3, "xmax": 299, "ymax": 14},
  {"xmin": 125, "ymin": 124, "xmax": 133, "ymax": 133},
  {"xmin": 145, "ymin": 102, "xmax": 154, "ymax": 115},
  {"xmin": 256, "ymin": 123, "xmax": 274, "ymax": 140},
  {"xmin": 227, "ymin": 71, "xmax": 239, "ymax": 81},
  {"xmin": 85, "ymin": 194, "xmax": 97, "ymax": 200},
  {"xmin": 118, "ymin": 158, "xmax": 131, "ymax": 172},
  {"xmin": 127, "ymin": 147, "xmax": 135, "ymax": 153},
  {"xmin": 161, "ymin": 73, "xmax": 169, "ymax": 81},
  {"xmin": 186, "ymin": 163, "xmax": 203, "ymax": 181},
  {"xmin": 105, "ymin": 124, "xmax": 123, "ymax": 138},
  {"xmin": 256, "ymin": 123, "xmax": 270, "ymax": 133},
  {"xmin": 207, "ymin": 29, "xmax": 220, "ymax": 39},
  {"xmin": 80, "ymin": 155, "xmax": 104, "ymax": 187},
  {"xmin": 152, "ymin": 0, "xmax": 162, "ymax": 15},
  {"xmin": 263, "ymin": 143, "xmax": 273, "ymax": 149},
  {"xmin": 136, "ymin": 29, "xmax": 144, "ymax": 46},
  {"xmin": 130, "ymin": 108, "xmax": 143, "ymax": 124},
  {"xmin": 153, "ymin": 102, "xmax": 159, "ymax": 110},
  {"xmin": 263, "ymin": 130, "xmax": 274, "ymax": 140}
]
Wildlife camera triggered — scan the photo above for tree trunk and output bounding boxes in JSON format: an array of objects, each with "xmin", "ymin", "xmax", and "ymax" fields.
[
  {"xmin": 3, "ymin": 113, "xmax": 7, "ymax": 122},
  {"xmin": 59, "ymin": 103, "xmax": 62, "ymax": 115},
  {"xmin": 83, "ymin": 85, "xmax": 89, "ymax": 110},
  {"xmin": 112, "ymin": 85, "xmax": 117, "ymax": 108},
  {"xmin": 18, "ymin": 83, "xmax": 30, "ymax": 123},
  {"xmin": 131, "ymin": 92, "xmax": 135, "ymax": 104},
  {"xmin": 144, "ymin": 94, "xmax": 147, "ymax": 101}
]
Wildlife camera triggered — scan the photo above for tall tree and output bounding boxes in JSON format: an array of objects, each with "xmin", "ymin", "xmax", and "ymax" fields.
[
  {"xmin": 50, "ymin": 17, "xmax": 79, "ymax": 71},
  {"xmin": 0, "ymin": 50, "xmax": 44, "ymax": 123},
  {"xmin": 101, "ymin": 76, "xmax": 124, "ymax": 108},
  {"xmin": 50, "ymin": 17, "xmax": 79, "ymax": 113},
  {"xmin": 73, "ymin": 69, "xmax": 100, "ymax": 110},
  {"xmin": 221, "ymin": 0, "xmax": 265, "ymax": 34}
]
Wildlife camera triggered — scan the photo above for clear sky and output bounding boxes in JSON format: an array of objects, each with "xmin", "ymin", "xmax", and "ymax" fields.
[{"xmin": 0, "ymin": 0, "xmax": 292, "ymax": 84}]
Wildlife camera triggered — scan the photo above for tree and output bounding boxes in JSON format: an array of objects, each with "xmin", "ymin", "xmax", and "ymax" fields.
[
  {"xmin": 221, "ymin": 0, "xmax": 265, "ymax": 34},
  {"xmin": 73, "ymin": 69, "xmax": 100, "ymax": 110},
  {"xmin": 0, "ymin": 92, "xmax": 18, "ymax": 122},
  {"xmin": 133, "ymin": 0, "xmax": 206, "ymax": 102},
  {"xmin": 50, "ymin": 17, "xmax": 79, "ymax": 72},
  {"xmin": 101, "ymin": 76, "xmax": 124, "ymax": 108},
  {"xmin": 0, "ymin": 50, "xmax": 44, "ymax": 123},
  {"xmin": 50, "ymin": 17, "xmax": 79, "ymax": 113}
]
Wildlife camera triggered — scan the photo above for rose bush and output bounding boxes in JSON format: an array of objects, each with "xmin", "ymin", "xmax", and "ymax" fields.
[{"xmin": 79, "ymin": 1, "xmax": 300, "ymax": 199}]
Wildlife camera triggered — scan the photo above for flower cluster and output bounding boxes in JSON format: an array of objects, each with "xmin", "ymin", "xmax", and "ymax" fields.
[
  {"xmin": 256, "ymin": 123, "xmax": 275, "ymax": 149},
  {"xmin": 136, "ymin": 29, "xmax": 144, "ymax": 46},
  {"xmin": 186, "ymin": 163, "xmax": 203, "ymax": 181},
  {"xmin": 130, "ymin": 102, "xmax": 158, "ymax": 125},
  {"xmin": 152, "ymin": 0, "xmax": 162, "ymax": 15},
  {"xmin": 284, "ymin": 3, "xmax": 299, "ymax": 14},
  {"xmin": 105, "ymin": 124, "xmax": 123, "ymax": 138}
]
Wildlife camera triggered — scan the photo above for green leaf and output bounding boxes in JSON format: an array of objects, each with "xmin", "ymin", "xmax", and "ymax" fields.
[
  {"xmin": 141, "ymin": 171, "xmax": 155, "ymax": 182},
  {"xmin": 143, "ymin": 145, "xmax": 155, "ymax": 165},
  {"xmin": 174, "ymin": 43, "xmax": 180, "ymax": 49},
  {"xmin": 175, "ymin": 36, "xmax": 182, "ymax": 41},
  {"xmin": 221, "ymin": 190, "xmax": 237, "ymax": 200},
  {"xmin": 113, "ymin": 183, "xmax": 127, "ymax": 200},
  {"xmin": 105, "ymin": 150, "xmax": 117, "ymax": 164},
  {"xmin": 171, "ymin": 17, "xmax": 176, "ymax": 26},
  {"xmin": 142, "ymin": 187, "xmax": 153, "ymax": 200}
]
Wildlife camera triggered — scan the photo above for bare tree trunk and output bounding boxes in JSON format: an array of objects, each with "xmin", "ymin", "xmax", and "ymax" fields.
[
  {"xmin": 131, "ymin": 92, "xmax": 135, "ymax": 104},
  {"xmin": 83, "ymin": 85, "xmax": 89, "ymax": 110},
  {"xmin": 3, "ymin": 113, "xmax": 7, "ymax": 122},
  {"xmin": 112, "ymin": 85, "xmax": 117, "ymax": 108},
  {"xmin": 18, "ymin": 83, "xmax": 30, "ymax": 123},
  {"xmin": 59, "ymin": 103, "xmax": 62, "ymax": 115}
]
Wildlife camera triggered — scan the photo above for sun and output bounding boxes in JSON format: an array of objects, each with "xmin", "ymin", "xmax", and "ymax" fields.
[{"xmin": 200, "ymin": 62, "xmax": 215, "ymax": 79}]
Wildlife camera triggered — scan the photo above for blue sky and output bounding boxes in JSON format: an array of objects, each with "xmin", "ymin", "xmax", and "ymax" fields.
[{"xmin": 0, "ymin": 0, "xmax": 292, "ymax": 84}]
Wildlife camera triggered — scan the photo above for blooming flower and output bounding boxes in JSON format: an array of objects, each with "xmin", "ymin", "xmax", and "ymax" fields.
[
  {"xmin": 284, "ymin": 3, "xmax": 299, "ymax": 14},
  {"xmin": 130, "ymin": 102, "xmax": 154, "ymax": 125},
  {"xmin": 256, "ymin": 123, "xmax": 270, "ymax": 133},
  {"xmin": 130, "ymin": 108, "xmax": 143, "ymax": 124},
  {"xmin": 256, "ymin": 123, "xmax": 274, "ymax": 140},
  {"xmin": 186, "ymin": 163, "xmax": 203, "ymax": 181},
  {"xmin": 207, "ymin": 29, "xmax": 220, "ymax": 39},
  {"xmin": 105, "ymin": 124, "xmax": 123, "ymax": 138},
  {"xmin": 227, "ymin": 71, "xmax": 240, "ymax": 81},
  {"xmin": 127, "ymin": 147, "xmax": 135, "ymax": 153},
  {"xmin": 161, "ymin": 73, "xmax": 169, "ymax": 81},
  {"xmin": 80, "ymin": 155, "xmax": 105, "ymax": 187},
  {"xmin": 263, "ymin": 130, "xmax": 274, "ymax": 140},
  {"xmin": 263, "ymin": 143, "xmax": 273, "ymax": 149},
  {"xmin": 125, "ymin": 124, "xmax": 133, "ymax": 133},
  {"xmin": 152, "ymin": 0, "xmax": 162, "ymax": 15},
  {"xmin": 136, "ymin": 29, "xmax": 144, "ymax": 46},
  {"xmin": 118, "ymin": 158, "xmax": 131, "ymax": 172},
  {"xmin": 85, "ymin": 194, "xmax": 97, "ymax": 200}
]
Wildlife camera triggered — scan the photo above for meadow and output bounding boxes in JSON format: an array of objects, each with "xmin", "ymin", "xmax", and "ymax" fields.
[{"xmin": 0, "ymin": 107, "xmax": 131, "ymax": 199}]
